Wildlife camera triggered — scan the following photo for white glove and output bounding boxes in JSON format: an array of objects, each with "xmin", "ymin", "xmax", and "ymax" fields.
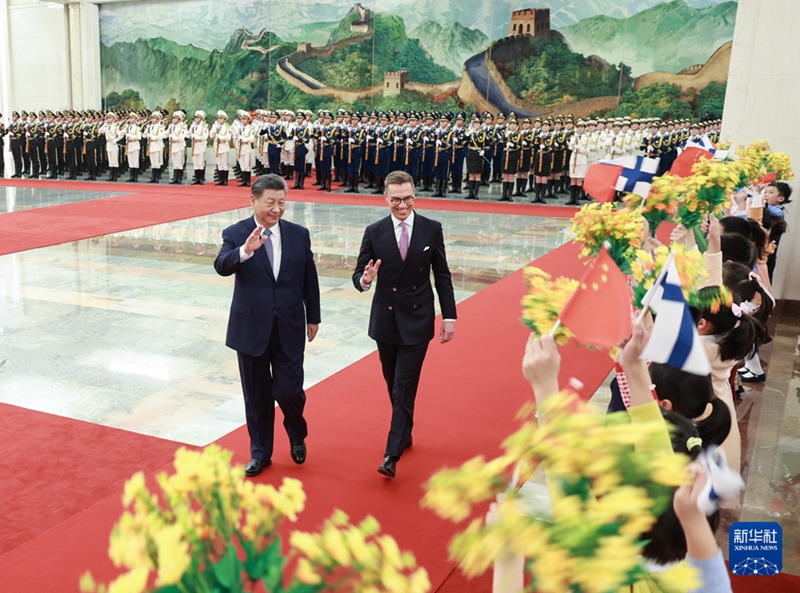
[
  {"xmin": 406, "ymin": 138, "xmax": 413, "ymax": 146},
  {"xmin": 377, "ymin": 138, "xmax": 383, "ymax": 144},
  {"xmin": 348, "ymin": 138, "xmax": 355, "ymax": 144},
  {"xmin": 424, "ymin": 136, "xmax": 429, "ymax": 142},
  {"xmin": 540, "ymin": 144, "xmax": 545, "ymax": 150},
  {"xmin": 366, "ymin": 135, "xmax": 372, "ymax": 140},
  {"xmin": 319, "ymin": 136, "xmax": 326, "ymax": 142},
  {"xmin": 479, "ymin": 150, "xmax": 485, "ymax": 156},
  {"xmin": 293, "ymin": 136, "xmax": 298, "ymax": 141},
  {"xmin": 506, "ymin": 142, "xmax": 513, "ymax": 148},
  {"xmin": 522, "ymin": 141, "xmax": 528, "ymax": 146},
  {"xmin": 466, "ymin": 130, "xmax": 472, "ymax": 137}
]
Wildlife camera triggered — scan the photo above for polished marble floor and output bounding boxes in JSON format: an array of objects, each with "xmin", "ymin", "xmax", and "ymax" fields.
[
  {"xmin": 0, "ymin": 201, "xmax": 570, "ymax": 445},
  {"xmin": 0, "ymin": 186, "xmax": 126, "ymax": 213}
]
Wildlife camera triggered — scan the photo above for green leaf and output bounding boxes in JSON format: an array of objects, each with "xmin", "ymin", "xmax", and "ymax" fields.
[
  {"xmin": 286, "ymin": 584, "xmax": 327, "ymax": 593},
  {"xmin": 153, "ymin": 586, "xmax": 183, "ymax": 593},
  {"xmin": 214, "ymin": 543, "xmax": 243, "ymax": 591}
]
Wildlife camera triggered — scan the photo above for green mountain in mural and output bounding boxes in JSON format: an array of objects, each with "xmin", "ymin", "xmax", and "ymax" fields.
[
  {"xmin": 409, "ymin": 20, "xmax": 489, "ymax": 77},
  {"xmin": 560, "ymin": 0, "xmax": 737, "ymax": 76},
  {"xmin": 101, "ymin": 30, "xmax": 319, "ymax": 113},
  {"xmin": 300, "ymin": 13, "xmax": 457, "ymax": 88}
]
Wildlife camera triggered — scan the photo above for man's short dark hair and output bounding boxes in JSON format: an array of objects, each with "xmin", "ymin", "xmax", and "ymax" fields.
[
  {"xmin": 773, "ymin": 181, "xmax": 792, "ymax": 203},
  {"xmin": 251, "ymin": 174, "xmax": 287, "ymax": 197},
  {"xmin": 384, "ymin": 170, "xmax": 414, "ymax": 191}
]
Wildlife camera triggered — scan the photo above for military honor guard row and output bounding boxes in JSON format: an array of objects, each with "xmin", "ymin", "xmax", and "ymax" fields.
[{"xmin": 0, "ymin": 108, "xmax": 721, "ymax": 205}]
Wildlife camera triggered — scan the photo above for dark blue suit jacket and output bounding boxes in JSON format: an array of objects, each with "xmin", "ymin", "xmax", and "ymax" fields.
[
  {"xmin": 353, "ymin": 213, "xmax": 456, "ymax": 345},
  {"xmin": 214, "ymin": 217, "xmax": 321, "ymax": 357}
]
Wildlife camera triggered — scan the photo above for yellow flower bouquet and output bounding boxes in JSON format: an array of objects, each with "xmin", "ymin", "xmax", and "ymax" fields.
[
  {"xmin": 521, "ymin": 268, "xmax": 578, "ymax": 345},
  {"xmin": 630, "ymin": 245, "xmax": 707, "ymax": 309},
  {"xmin": 81, "ymin": 445, "xmax": 429, "ymax": 593},
  {"xmin": 735, "ymin": 139, "xmax": 795, "ymax": 184},
  {"xmin": 675, "ymin": 158, "xmax": 740, "ymax": 232},
  {"xmin": 571, "ymin": 203, "xmax": 644, "ymax": 274},
  {"xmin": 422, "ymin": 393, "xmax": 698, "ymax": 593},
  {"xmin": 622, "ymin": 179, "xmax": 681, "ymax": 235}
]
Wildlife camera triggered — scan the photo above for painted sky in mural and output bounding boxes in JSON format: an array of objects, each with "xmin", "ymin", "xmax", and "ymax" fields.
[{"xmin": 100, "ymin": 0, "xmax": 735, "ymax": 51}]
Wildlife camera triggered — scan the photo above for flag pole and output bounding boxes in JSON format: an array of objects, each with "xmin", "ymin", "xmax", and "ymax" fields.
[
  {"xmin": 548, "ymin": 319, "xmax": 561, "ymax": 336},
  {"xmin": 633, "ymin": 251, "xmax": 676, "ymax": 324}
]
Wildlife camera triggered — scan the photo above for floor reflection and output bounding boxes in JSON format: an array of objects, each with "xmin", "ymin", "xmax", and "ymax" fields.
[
  {"xmin": 0, "ymin": 186, "xmax": 127, "ymax": 213},
  {"xmin": 0, "ymin": 202, "xmax": 570, "ymax": 445}
]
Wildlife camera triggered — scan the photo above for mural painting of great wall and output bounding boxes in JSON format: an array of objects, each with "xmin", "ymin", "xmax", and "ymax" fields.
[{"xmin": 100, "ymin": 0, "xmax": 738, "ymax": 118}]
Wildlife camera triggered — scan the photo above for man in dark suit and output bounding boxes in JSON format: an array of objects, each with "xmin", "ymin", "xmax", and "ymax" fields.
[
  {"xmin": 214, "ymin": 174, "xmax": 321, "ymax": 476},
  {"xmin": 353, "ymin": 170, "xmax": 457, "ymax": 478}
]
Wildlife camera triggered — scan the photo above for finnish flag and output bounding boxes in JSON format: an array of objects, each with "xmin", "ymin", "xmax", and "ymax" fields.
[
  {"xmin": 641, "ymin": 257, "xmax": 711, "ymax": 375},
  {"xmin": 600, "ymin": 155, "xmax": 660, "ymax": 198}
]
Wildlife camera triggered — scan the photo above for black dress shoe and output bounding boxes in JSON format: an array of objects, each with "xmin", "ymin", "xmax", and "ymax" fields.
[
  {"xmin": 290, "ymin": 441, "xmax": 307, "ymax": 464},
  {"xmin": 244, "ymin": 458, "xmax": 271, "ymax": 477},
  {"xmin": 377, "ymin": 456, "xmax": 397, "ymax": 478}
]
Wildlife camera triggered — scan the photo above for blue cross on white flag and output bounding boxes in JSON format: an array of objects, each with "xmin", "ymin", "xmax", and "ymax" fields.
[
  {"xmin": 600, "ymin": 155, "xmax": 660, "ymax": 198},
  {"xmin": 640, "ymin": 256, "xmax": 711, "ymax": 375}
]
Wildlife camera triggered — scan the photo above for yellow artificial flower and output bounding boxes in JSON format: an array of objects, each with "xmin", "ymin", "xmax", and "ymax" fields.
[
  {"xmin": 295, "ymin": 558, "xmax": 323, "ymax": 585},
  {"xmin": 106, "ymin": 567, "xmax": 149, "ymax": 593},
  {"xmin": 153, "ymin": 524, "xmax": 190, "ymax": 585}
]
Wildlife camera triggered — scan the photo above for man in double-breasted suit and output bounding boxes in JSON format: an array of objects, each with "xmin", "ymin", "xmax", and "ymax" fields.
[
  {"xmin": 353, "ymin": 170, "xmax": 457, "ymax": 478},
  {"xmin": 215, "ymin": 174, "xmax": 321, "ymax": 476}
]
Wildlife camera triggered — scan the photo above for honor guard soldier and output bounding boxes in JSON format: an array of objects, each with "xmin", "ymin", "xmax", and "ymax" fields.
[
  {"xmin": 82, "ymin": 112, "xmax": 100, "ymax": 181},
  {"xmin": 450, "ymin": 112, "xmax": 467, "ymax": 194},
  {"xmin": 346, "ymin": 111, "xmax": 366, "ymax": 193},
  {"xmin": 567, "ymin": 119, "xmax": 590, "ymax": 205},
  {"xmin": 419, "ymin": 112, "xmax": 437, "ymax": 192},
  {"xmin": 514, "ymin": 117, "xmax": 534, "ymax": 198},
  {"xmin": 26, "ymin": 112, "xmax": 44, "ymax": 178},
  {"xmin": 391, "ymin": 111, "xmax": 406, "ymax": 174},
  {"xmin": 189, "ymin": 110, "xmax": 209, "ymax": 185},
  {"xmin": 43, "ymin": 111, "xmax": 58, "ymax": 178},
  {"xmin": 9, "ymin": 111, "xmax": 25, "ymax": 177},
  {"xmin": 532, "ymin": 118, "xmax": 554, "ymax": 203},
  {"xmin": 549, "ymin": 116, "xmax": 567, "ymax": 198},
  {"xmin": 259, "ymin": 109, "xmax": 284, "ymax": 180},
  {"xmin": 479, "ymin": 112, "xmax": 494, "ymax": 185},
  {"xmin": 403, "ymin": 112, "xmax": 424, "ymax": 181},
  {"xmin": 372, "ymin": 112, "xmax": 392, "ymax": 194},
  {"xmin": 432, "ymin": 114, "xmax": 453, "ymax": 198},
  {"xmin": 363, "ymin": 110, "xmax": 378, "ymax": 188},
  {"xmin": 315, "ymin": 110, "xmax": 335, "ymax": 192},
  {"xmin": 102, "ymin": 112, "xmax": 124, "ymax": 181},
  {"xmin": 290, "ymin": 110, "xmax": 311, "ymax": 189},
  {"xmin": 500, "ymin": 114, "xmax": 522, "ymax": 202},
  {"xmin": 210, "ymin": 110, "xmax": 232, "ymax": 186},
  {"xmin": 125, "ymin": 112, "xmax": 143, "ymax": 182},
  {"xmin": 145, "ymin": 111, "xmax": 166, "ymax": 183},
  {"xmin": 236, "ymin": 110, "xmax": 255, "ymax": 187},
  {"xmin": 168, "ymin": 110, "xmax": 188, "ymax": 185},
  {"xmin": 0, "ymin": 113, "xmax": 5, "ymax": 177},
  {"xmin": 491, "ymin": 112, "xmax": 506, "ymax": 183},
  {"xmin": 64, "ymin": 112, "xmax": 83, "ymax": 180},
  {"xmin": 465, "ymin": 114, "xmax": 489, "ymax": 200}
]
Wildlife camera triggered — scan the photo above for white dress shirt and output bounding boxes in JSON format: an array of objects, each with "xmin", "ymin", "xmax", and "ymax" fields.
[
  {"xmin": 239, "ymin": 216, "xmax": 282, "ymax": 280},
  {"xmin": 360, "ymin": 211, "xmax": 415, "ymax": 290}
]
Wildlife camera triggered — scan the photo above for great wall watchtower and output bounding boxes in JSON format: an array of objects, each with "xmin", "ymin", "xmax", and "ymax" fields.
[
  {"xmin": 384, "ymin": 71, "xmax": 409, "ymax": 96},
  {"xmin": 509, "ymin": 8, "xmax": 550, "ymax": 36}
]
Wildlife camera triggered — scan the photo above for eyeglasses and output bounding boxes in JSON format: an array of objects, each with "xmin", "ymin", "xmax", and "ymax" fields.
[{"xmin": 388, "ymin": 197, "xmax": 415, "ymax": 206}]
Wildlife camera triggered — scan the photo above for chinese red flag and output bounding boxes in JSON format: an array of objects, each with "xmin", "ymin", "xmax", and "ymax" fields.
[
  {"xmin": 670, "ymin": 147, "xmax": 713, "ymax": 178},
  {"xmin": 559, "ymin": 248, "xmax": 632, "ymax": 350},
  {"xmin": 583, "ymin": 163, "xmax": 623, "ymax": 203},
  {"xmin": 757, "ymin": 171, "xmax": 776, "ymax": 185}
]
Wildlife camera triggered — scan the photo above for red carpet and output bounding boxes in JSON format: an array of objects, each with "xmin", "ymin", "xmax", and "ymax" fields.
[
  {"xmin": 0, "ymin": 178, "xmax": 576, "ymax": 256},
  {"xmin": 0, "ymin": 404, "xmax": 184, "ymax": 557},
  {"xmin": 0, "ymin": 240, "xmax": 613, "ymax": 591}
]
